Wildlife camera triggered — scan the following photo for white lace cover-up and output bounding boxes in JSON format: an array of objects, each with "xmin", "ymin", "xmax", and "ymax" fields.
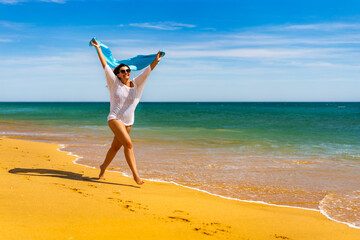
[{"xmin": 104, "ymin": 64, "xmax": 151, "ymax": 126}]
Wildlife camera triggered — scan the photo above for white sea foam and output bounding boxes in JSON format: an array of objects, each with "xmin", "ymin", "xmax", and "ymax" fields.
[
  {"xmin": 57, "ymin": 144, "xmax": 95, "ymax": 169},
  {"xmin": 319, "ymin": 192, "xmax": 360, "ymax": 229},
  {"xmin": 1, "ymin": 131, "xmax": 68, "ymax": 137}
]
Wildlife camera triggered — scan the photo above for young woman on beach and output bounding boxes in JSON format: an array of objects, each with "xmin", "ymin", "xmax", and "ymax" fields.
[{"xmin": 91, "ymin": 39, "xmax": 162, "ymax": 185}]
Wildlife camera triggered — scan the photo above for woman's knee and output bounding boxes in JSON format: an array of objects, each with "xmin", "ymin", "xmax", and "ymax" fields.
[{"xmin": 108, "ymin": 120, "xmax": 133, "ymax": 149}]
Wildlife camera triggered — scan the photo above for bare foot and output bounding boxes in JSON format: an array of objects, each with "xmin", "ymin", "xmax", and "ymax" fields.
[
  {"xmin": 99, "ymin": 164, "xmax": 105, "ymax": 180},
  {"xmin": 134, "ymin": 175, "xmax": 144, "ymax": 185}
]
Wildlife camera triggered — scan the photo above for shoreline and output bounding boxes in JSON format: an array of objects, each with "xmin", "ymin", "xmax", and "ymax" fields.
[
  {"xmin": 2, "ymin": 137, "xmax": 360, "ymax": 239},
  {"xmin": 2, "ymin": 133, "xmax": 360, "ymax": 231},
  {"xmin": 61, "ymin": 140, "xmax": 360, "ymax": 230}
]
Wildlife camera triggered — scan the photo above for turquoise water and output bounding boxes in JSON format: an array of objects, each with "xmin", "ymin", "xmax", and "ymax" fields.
[
  {"xmin": 1, "ymin": 102, "xmax": 360, "ymax": 228},
  {"xmin": 1, "ymin": 102, "xmax": 359, "ymax": 160}
]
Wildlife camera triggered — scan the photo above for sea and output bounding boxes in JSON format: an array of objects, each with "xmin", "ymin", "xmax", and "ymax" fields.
[{"xmin": 1, "ymin": 102, "xmax": 359, "ymax": 228}]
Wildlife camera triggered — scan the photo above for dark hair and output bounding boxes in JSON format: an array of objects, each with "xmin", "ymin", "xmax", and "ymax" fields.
[{"xmin": 113, "ymin": 63, "xmax": 130, "ymax": 75}]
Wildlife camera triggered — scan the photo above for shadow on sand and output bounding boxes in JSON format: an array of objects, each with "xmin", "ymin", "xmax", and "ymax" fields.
[{"xmin": 8, "ymin": 167, "xmax": 140, "ymax": 188}]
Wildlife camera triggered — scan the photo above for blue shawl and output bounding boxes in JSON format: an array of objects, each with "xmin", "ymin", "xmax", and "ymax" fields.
[{"xmin": 89, "ymin": 37, "xmax": 165, "ymax": 71}]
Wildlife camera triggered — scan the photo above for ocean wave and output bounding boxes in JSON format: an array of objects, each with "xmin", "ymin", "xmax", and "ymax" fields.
[
  {"xmin": 0, "ymin": 131, "xmax": 70, "ymax": 137},
  {"xmin": 319, "ymin": 191, "xmax": 360, "ymax": 229}
]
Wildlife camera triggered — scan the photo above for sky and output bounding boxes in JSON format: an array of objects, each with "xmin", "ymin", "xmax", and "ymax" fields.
[{"xmin": 0, "ymin": 0, "xmax": 359, "ymax": 102}]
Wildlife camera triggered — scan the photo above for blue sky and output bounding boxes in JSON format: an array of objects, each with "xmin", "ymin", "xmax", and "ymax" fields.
[{"xmin": 0, "ymin": 0, "xmax": 359, "ymax": 101}]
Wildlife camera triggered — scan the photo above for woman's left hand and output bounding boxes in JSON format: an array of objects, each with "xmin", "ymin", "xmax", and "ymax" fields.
[
  {"xmin": 155, "ymin": 51, "xmax": 163, "ymax": 62},
  {"xmin": 150, "ymin": 51, "xmax": 163, "ymax": 70}
]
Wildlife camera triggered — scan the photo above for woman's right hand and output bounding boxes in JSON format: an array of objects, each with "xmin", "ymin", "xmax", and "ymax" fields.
[
  {"xmin": 91, "ymin": 38, "xmax": 106, "ymax": 68},
  {"xmin": 91, "ymin": 39, "xmax": 100, "ymax": 48}
]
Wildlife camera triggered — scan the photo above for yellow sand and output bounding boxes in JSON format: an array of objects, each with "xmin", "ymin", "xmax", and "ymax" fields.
[{"xmin": 1, "ymin": 137, "xmax": 359, "ymax": 240}]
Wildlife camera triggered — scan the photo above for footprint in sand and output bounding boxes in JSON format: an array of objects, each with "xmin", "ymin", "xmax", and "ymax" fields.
[
  {"xmin": 123, "ymin": 204, "xmax": 135, "ymax": 212},
  {"xmin": 172, "ymin": 210, "xmax": 189, "ymax": 215},
  {"xmin": 69, "ymin": 187, "xmax": 82, "ymax": 193},
  {"xmin": 107, "ymin": 197, "xmax": 123, "ymax": 202},
  {"xmin": 274, "ymin": 234, "xmax": 291, "ymax": 239},
  {"xmin": 193, "ymin": 222, "xmax": 231, "ymax": 236},
  {"xmin": 168, "ymin": 216, "xmax": 191, "ymax": 222},
  {"xmin": 193, "ymin": 228, "xmax": 212, "ymax": 236},
  {"xmin": 106, "ymin": 197, "xmax": 148, "ymax": 212},
  {"xmin": 69, "ymin": 187, "xmax": 90, "ymax": 197},
  {"xmin": 126, "ymin": 201, "xmax": 148, "ymax": 210}
]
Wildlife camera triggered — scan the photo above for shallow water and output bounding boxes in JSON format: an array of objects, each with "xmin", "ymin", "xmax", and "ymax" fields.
[{"xmin": 1, "ymin": 102, "xmax": 359, "ymax": 228}]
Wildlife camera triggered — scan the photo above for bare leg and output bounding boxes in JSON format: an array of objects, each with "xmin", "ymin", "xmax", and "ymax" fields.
[
  {"xmin": 99, "ymin": 136, "xmax": 122, "ymax": 180},
  {"xmin": 108, "ymin": 119, "xmax": 144, "ymax": 185}
]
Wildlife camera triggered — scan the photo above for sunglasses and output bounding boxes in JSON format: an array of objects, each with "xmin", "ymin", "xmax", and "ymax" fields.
[{"xmin": 120, "ymin": 69, "xmax": 131, "ymax": 74}]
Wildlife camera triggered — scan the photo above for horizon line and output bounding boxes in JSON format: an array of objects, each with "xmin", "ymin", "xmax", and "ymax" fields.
[{"xmin": 0, "ymin": 101, "xmax": 359, "ymax": 103}]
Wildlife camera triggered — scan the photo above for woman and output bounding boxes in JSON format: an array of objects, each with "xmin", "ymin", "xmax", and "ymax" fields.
[{"xmin": 91, "ymin": 39, "xmax": 162, "ymax": 185}]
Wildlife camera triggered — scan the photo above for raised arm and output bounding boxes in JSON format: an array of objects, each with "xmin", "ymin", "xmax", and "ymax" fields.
[
  {"xmin": 91, "ymin": 39, "xmax": 107, "ymax": 69},
  {"xmin": 150, "ymin": 51, "xmax": 163, "ymax": 71}
]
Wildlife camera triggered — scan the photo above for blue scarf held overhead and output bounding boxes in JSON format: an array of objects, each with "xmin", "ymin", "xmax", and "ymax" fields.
[{"xmin": 89, "ymin": 37, "xmax": 165, "ymax": 71}]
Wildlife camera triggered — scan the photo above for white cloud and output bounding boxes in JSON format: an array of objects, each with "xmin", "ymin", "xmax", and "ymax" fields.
[
  {"xmin": 222, "ymin": 34, "xmax": 360, "ymax": 46},
  {"xmin": 284, "ymin": 23, "xmax": 360, "ymax": 31},
  {"xmin": 0, "ymin": 0, "xmax": 25, "ymax": 4},
  {"xmin": 0, "ymin": 38, "xmax": 12, "ymax": 42},
  {"xmin": 129, "ymin": 22, "xmax": 195, "ymax": 30},
  {"xmin": 0, "ymin": 51, "xmax": 94, "ymax": 66},
  {"xmin": 40, "ymin": 0, "xmax": 66, "ymax": 3},
  {"xmin": 0, "ymin": 21, "xmax": 29, "ymax": 30},
  {"xmin": 165, "ymin": 47, "xmax": 353, "ymax": 60}
]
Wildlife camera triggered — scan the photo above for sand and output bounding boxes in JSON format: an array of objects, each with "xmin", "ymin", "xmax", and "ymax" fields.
[{"xmin": 1, "ymin": 137, "xmax": 359, "ymax": 240}]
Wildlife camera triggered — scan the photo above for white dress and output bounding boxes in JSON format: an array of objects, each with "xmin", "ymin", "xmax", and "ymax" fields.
[{"xmin": 104, "ymin": 64, "xmax": 151, "ymax": 126}]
